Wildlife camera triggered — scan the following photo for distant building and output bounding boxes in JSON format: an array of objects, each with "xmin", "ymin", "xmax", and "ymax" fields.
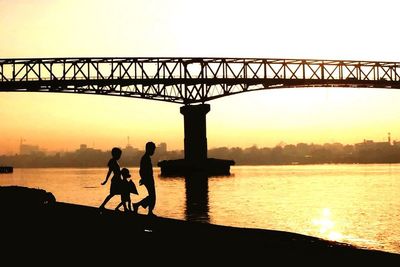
[
  {"xmin": 76, "ymin": 144, "xmax": 101, "ymax": 153},
  {"xmin": 79, "ymin": 144, "xmax": 88, "ymax": 150},
  {"xmin": 19, "ymin": 143, "xmax": 41, "ymax": 155},
  {"xmin": 123, "ymin": 144, "xmax": 139, "ymax": 156},
  {"xmin": 158, "ymin": 142, "xmax": 167, "ymax": 153},
  {"xmin": 355, "ymin": 137, "xmax": 391, "ymax": 151}
]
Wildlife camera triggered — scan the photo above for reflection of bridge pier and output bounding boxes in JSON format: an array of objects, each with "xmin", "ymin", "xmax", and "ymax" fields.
[
  {"xmin": 158, "ymin": 104, "xmax": 235, "ymax": 176},
  {"xmin": 184, "ymin": 174, "xmax": 209, "ymax": 223}
]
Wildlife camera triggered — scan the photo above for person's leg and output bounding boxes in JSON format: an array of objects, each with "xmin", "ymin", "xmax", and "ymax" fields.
[
  {"xmin": 115, "ymin": 194, "xmax": 125, "ymax": 210},
  {"xmin": 132, "ymin": 195, "xmax": 149, "ymax": 214},
  {"xmin": 148, "ymin": 183, "xmax": 156, "ymax": 215},
  {"xmin": 115, "ymin": 201, "xmax": 123, "ymax": 210},
  {"xmin": 132, "ymin": 183, "xmax": 153, "ymax": 213},
  {"xmin": 132, "ymin": 201, "xmax": 138, "ymax": 214},
  {"xmin": 99, "ymin": 194, "xmax": 114, "ymax": 209},
  {"xmin": 136, "ymin": 196, "xmax": 149, "ymax": 208},
  {"xmin": 122, "ymin": 202, "xmax": 128, "ymax": 212}
]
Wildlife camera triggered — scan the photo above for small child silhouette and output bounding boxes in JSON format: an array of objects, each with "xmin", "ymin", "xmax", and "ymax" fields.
[{"xmin": 115, "ymin": 168, "xmax": 138, "ymax": 212}]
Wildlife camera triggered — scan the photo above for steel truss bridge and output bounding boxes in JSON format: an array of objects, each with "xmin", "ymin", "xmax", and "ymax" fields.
[{"xmin": 1, "ymin": 57, "xmax": 400, "ymax": 104}]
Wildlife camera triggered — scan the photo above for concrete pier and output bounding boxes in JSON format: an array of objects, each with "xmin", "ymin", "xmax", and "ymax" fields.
[
  {"xmin": 158, "ymin": 104, "xmax": 234, "ymax": 176},
  {"xmin": 180, "ymin": 104, "xmax": 210, "ymax": 162}
]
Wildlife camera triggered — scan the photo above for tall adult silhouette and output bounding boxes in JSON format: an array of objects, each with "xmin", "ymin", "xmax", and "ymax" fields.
[
  {"xmin": 99, "ymin": 147, "xmax": 122, "ymax": 210},
  {"xmin": 132, "ymin": 142, "xmax": 157, "ymax": 216}
]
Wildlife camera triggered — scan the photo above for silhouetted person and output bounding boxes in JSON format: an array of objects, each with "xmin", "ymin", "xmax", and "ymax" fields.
[
  {"xmin": 132, "ymin": 141, "xmax": 156, "ymax": 216},
  {"xmin": 115, "ymin": 167, "xmax": 138, "ymax": 212},
  {"xmin": 99, "ymin": 147, "xmax": 122, "ymax": 210}
]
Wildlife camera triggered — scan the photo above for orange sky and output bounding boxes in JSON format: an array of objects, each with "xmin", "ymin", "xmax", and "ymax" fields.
[{"xmin": 1, "ymin": 0, "xmax": 400, "ymax": 155}]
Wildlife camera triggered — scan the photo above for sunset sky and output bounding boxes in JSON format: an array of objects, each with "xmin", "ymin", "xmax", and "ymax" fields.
[{"xmin": 1, "ymin": 0, "xmax": 400, "ymax": 155}]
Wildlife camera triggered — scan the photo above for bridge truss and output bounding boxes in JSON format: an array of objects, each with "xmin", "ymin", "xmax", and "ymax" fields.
[{"xmin": 1, "ymin": 57, "xmax": 399, "ymax": 104}]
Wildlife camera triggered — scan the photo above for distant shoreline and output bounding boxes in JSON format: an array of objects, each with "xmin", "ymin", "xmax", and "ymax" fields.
[
  {"xmin": 3, "ymin": 162, "xmax": 400, "ymax": 169},
  {"xmin": 3, "ymin": 140, "xmax": 400, "ymax": 168}
]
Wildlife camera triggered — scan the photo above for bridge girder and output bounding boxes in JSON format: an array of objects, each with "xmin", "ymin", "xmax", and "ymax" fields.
[{"xmin": 1, "ymin": 57, "xmax": 400, "ymax": 104}]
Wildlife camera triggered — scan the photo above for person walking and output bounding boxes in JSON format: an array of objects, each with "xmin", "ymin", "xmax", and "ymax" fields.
[
  {"xmin": 132, "ymin": 142, "xmax": 156, "ymax": 216},
  {"xmin": 99, "ymin": 147, "xmax": 122, "ymax": 210}
]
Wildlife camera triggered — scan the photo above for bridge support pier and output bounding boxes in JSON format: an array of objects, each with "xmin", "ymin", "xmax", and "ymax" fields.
[
  {"xmin": 158, "ymin": 104, "xmax": 234, "ymax": 176},
  {"xmin": 181, "ymin": 104, "xmax": 210, "ymax": 163}
]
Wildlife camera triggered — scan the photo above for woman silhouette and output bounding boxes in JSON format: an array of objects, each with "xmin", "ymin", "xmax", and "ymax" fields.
[{"xmin": 99, "ymin": 147, "xmax": 122, "ymax": 210}]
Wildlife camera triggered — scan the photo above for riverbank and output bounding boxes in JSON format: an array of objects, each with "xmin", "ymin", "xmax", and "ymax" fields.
[{"xmin": 1, "ymin": 186, "xmax": 399, "ymax": 264}]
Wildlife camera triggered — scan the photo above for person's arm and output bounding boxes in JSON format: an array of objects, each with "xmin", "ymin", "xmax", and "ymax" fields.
[{"xmin": 101, "ymin": 168, "xmax": 112, "ymax": 185}]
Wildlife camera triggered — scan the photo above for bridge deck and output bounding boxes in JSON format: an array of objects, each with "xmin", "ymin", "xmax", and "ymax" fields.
[{"xmin": 1, "ymin": 57, "xmax": 399, "ymax": 104}]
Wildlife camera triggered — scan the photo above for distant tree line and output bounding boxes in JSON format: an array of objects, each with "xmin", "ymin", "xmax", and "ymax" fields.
[
  {"xmin": 209, "ymin": 142, "xmax": 400, "ymax": 165},
  {"xmin": 2, "ymin": 141, "xmax": 400, "ymax": 168}
]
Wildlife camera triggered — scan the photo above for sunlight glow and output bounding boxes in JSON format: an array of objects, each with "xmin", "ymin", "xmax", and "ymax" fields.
[{"xmin": 312, "ymin": 208, "xmax": 343, "ymax": 241}]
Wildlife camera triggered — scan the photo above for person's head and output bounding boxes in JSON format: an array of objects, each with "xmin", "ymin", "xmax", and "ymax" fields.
[
  {"xmin": 145, "ymin": 141, "xmax": 156, "ymax": 156},
  {"xmin": 111, "ymin": 147, "xmax": 122, "ymax": 160},
  {"xmin": 121, "ymin": 168, "xmax": 131, "ymax": 180}
]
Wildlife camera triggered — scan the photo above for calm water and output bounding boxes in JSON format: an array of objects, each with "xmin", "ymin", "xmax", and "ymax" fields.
[{"xmin": 1, "ymin": 164, "xmax": 399, "ymax": 254}]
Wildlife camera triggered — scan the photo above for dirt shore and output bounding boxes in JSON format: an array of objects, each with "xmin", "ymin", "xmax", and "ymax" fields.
[{"xmin": 1, "ymin": 186, "xmax": 399, "ymax": 264}]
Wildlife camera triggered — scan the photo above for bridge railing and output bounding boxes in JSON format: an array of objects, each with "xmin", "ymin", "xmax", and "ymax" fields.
[{"xmin": 1, "ymin": 58, "xmax": 399, "ymax": 103}]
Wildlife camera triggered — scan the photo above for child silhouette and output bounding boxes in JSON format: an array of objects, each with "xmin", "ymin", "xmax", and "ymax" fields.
[{"xmin": 115, "ymin": 167, "xmax": 138, "ymax": 212}]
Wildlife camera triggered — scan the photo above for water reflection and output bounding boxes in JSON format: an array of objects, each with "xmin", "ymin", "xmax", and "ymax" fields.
[
  {"xmin": 184, "ymin": 174, "xmax": 210, "ymax": 223},
  {"xmin": 312, "ymin": 208, "xmax": 343, "ymax": 241}
]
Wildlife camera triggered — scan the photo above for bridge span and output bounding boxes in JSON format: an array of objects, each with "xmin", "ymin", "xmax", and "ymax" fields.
[
  {"xmin": 1, "ymin": 57, "xmax": 400, "ymax": 175},
  {"xmin": 1, "ymin": 57, "xmax": 399, "ymax": 104}
]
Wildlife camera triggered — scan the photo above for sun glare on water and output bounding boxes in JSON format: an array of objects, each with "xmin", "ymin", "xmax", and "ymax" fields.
[{"xmin": 312, "ymin": 208, "xmax": 343, "ymax": 242}]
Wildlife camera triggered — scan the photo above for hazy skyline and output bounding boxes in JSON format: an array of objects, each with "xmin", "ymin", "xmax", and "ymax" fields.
[
  {"xmin": 1, "ymin": 0, "xmax": 400, "ymax": 155},
  {"xmin": 1, "ymin": 128, "xmax": 395, "ymax": 156}
]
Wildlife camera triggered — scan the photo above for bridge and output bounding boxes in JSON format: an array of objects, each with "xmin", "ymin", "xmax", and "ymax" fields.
[
  {"xmin": 1, "ymin": 57, "xmax": 400, "ymax": 175},
  {"xmin": 1, "ymin": 57, "xmax": 400, "ymax": 103}
]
